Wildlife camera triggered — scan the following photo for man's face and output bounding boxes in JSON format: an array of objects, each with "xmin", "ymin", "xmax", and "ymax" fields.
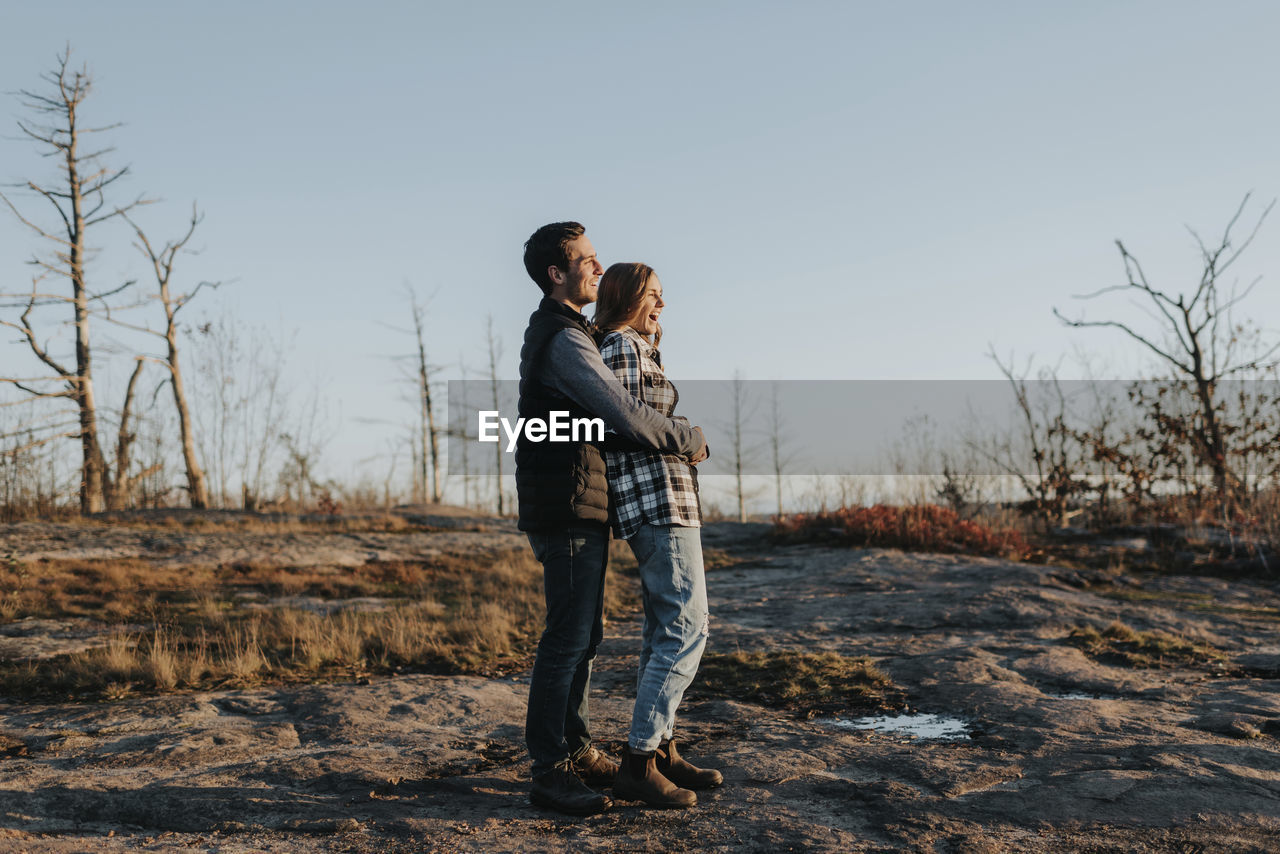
[{"xmin": 550, "ymin": 235, "xmax": 603, "ymax": 311}]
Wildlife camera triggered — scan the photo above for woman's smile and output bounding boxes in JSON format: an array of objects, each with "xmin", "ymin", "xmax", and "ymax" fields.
[{"xmin": 630, "ymin": 275, "xmax": 665, "ymax": 337}]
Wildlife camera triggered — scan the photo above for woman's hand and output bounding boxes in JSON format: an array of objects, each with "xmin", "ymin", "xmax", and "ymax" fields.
[{"xmin": 689, "ymin": 426, "xmax": 709, "ymax": 464}]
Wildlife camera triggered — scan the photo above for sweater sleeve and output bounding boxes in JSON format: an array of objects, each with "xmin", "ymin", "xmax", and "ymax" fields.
[
  {"xmin": 599, "ymin": 332, "xmax": 643, "ymax": 401},
  {"xmin": 543, "ymin": 328, "xmax": 700, "ymax": 456}
]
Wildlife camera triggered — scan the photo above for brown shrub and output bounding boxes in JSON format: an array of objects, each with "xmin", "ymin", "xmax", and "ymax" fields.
[
  {"xmin": 694, "ymin": 649, "xmax": 902, "ymax": 717},
  {"xmin": 772, "ymin": 503, "xmax": 1028, "ymax": 559},
  {"xmin": 1067, "ymin": 620, "xmax": 1225, "ymax": 669}
]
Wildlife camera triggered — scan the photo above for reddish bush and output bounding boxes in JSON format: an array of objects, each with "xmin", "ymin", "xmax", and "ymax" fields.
[
  {"xmin": 314, "ymin": 488, "xmax": 343, "ymax": 516},
  {"xmin": 773, "ymin": 503, "xmax": 1028, "ymax": 559}
]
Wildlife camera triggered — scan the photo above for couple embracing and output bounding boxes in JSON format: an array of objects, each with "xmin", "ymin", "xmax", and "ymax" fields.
[{"xmin": 515, "ymin": 222, "xmax": 721, "ymax": 815}]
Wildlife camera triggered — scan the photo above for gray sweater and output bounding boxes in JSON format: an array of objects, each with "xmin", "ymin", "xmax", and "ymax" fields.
[{"xmin": 543, "ymin": 327, "xmax": 701, "ymax": 458}]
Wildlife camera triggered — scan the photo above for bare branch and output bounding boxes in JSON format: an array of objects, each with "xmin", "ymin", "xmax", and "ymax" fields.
[
  {"xmin": 26, "ymin": 182, "xmax": 74, "ymax": 237},
  {"xmin": 0, "ymin": 290, "xmax": 75, "ymax": 303},
  {"xmin": 1052, "ymin": 308, "xmax": 1193, "ymax": 374},
  {"xmin": 0, "ymin": 297, "xmax": 72, "ymax": 379},
  {"xmin": 1216, "ymin": 193, "xmax": 1274, "ymax": 277},
  {"xmin": 0, "ymin": 384, "xmax": 74, "ymax": 403},
  {"xmin": 174, "ymin": 280, "xmax": 220, "ymax": 310},
  {"xmin": 0, "ymin": 376, "xmax": 75, "ymax": 384},
  {"xmin": 98, "ymin": 313, "xmax": 162, "ymax": 338},
  {"xmin": 1119, "ymin": 242, "xmax": 1191, "ymax": 353},
  {"xmin": 75, "ymin": 122, "xmax": 124, "ymax": 135},
  {"xmin": 0, "ymin": 430, "xmax": 79, "ymax": 455},
  {"xmin": 0, "ymin": 415, "xmax": 80, "ymax": 438},
  {"xmin": 1068, "ymin": 283, "xmax": 1133, "ymax": 300},
  {"xmin": 1219, "ymin": 339, "xmax": 1280, "ymax": 377},
  {"xmin": 88, "ymin": 280, "xmax": 137, "ymax": 304},
  {"xmin": 0, "ymin": 188, "xmax": 72, "ymax": 247},
  {"xmin": 85, "ymin": 193, "xmax": 153, "ymax": 227}
]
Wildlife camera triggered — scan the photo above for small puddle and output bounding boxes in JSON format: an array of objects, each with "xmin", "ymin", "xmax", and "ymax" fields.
[{"xmin": 828, "ymin": 713, "xmax": 971, "ymax": 740}]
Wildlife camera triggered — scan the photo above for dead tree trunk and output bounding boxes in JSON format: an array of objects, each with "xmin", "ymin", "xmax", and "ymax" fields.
[
  {"xmin": 0, "ymin": 47, "xmax": 151, "ymax": 514},
  {"xmin": 486, "ymin": 316, "xmax": 505, "ymax": 516},
  {"xmin": 767, "ymin": 381, "xmax": 792, "ymax": 519},
  {"xmin": 108, "ymin": 357, "xmax": 147, "ymax": 510},
  {"xmin": 457, "ymin": 354, "xmax": 473, "ymax": 508},
  {"xmin": 119, "ymin": 205, "xmax": 215, "ymax": 508},
  {"xmin": 726, "ymin": 374, "xmax": 754, "ymax": 523},
  {"xmin": 407, "ymin": 289, "xmax": 442, "ymax": 503}
]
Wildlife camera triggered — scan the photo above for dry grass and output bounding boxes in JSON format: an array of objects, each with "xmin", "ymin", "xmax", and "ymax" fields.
[
  {"xmin": 69, "ymin": 507, "xmax": 487, "ymax": 535},
  {"xmin": 1, "ymin": 546, "xmax": 642, "ymax": 701},
  {"xmin": 2, "ymin": 558, "xmax": 216, "ymax": 621},
  {"xmin": 1067, "ymin": 620, "xmax": 1225, "ymax": 669},
  {"xmin": 772, "ymin": 504, "xmax": 1029, "ymax": 559},
  {"xmin": 692, "ymin": 649, "xmax": 903, "ymax": 717},
  {"xmin": 1087, "ymin": 587, "xmax": 1280, "ymax": 621}
]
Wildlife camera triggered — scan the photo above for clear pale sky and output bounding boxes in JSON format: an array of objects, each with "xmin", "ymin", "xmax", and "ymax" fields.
[{"xmin": 4, "ymin": 1, "xmax": 1279, "ymax": 486}]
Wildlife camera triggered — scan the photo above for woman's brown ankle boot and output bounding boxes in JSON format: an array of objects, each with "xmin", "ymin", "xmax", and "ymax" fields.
[
  {"xmin": 656, "ymin": 739, "xmax": 724, "ymax": 789},
  {"xmin": 612, "ymin": 749, "xmax": 697, "ymax": 808}
]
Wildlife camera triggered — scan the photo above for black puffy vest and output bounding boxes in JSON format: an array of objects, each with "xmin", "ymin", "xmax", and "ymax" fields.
[{"xmin": 515, "ymin": 298, "xmax": 610, "ymax": 531}]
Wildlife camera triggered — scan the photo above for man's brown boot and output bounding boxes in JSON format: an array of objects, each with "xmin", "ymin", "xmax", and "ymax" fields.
[
  {"xmin": 570, "ymin": 745, "xmax": 619, "ymax": 787},
  {"xmin": 657, "ymin": 739, "xmax": 723, "ymax": 789},
  {"xmin": 612, "ymin": 749, "xmax": 697, "ymax": 809}
]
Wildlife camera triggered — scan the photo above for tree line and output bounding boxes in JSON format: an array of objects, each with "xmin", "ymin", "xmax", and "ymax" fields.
[
  {"xmin": 948, "ymin": 194, "xmax": 1280, "ymax": 537},
  {"xmin": 4, "ymin": 49, "xmax": 1277, "ymax": 531},
  {"xmin": 0, "ymin": 48, "xmax": 459, "ymax": 518}
]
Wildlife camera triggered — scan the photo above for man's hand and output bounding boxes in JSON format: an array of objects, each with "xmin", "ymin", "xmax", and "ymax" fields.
[{"xmin": 689, "ymin": 426, "xmax": 709, "ymax": 465}]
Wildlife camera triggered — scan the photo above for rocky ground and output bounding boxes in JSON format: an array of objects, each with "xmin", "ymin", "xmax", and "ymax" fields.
[{"xmin": 2, "ymin": 516, "xmax": 1279, "ymax": 852}]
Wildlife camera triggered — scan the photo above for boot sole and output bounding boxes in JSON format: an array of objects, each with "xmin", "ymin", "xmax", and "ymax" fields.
[
  {"xmin": 668, "ymin": 775, "xmax": 723, "ymax": 790},
  {"xmin": 529, "ymin": 791, "xmax": 614, "ymax": 816},
  {"xmin": 610, "ymin": 788, "xmax": 697, "ymax": 809}
]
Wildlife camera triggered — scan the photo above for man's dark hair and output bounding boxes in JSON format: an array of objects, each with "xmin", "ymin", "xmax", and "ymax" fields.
[{"xmin": 523, "ymin": 221, "xmax": 586, "ymax": 295}]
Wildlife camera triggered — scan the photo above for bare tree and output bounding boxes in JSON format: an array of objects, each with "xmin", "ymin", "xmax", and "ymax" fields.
[
  {"xmin": 131, "ymin": 386, "xmax": 179, "ymax": 508},
  {"xmin": 188, "ymin": 314, "xmax": 292, "ymax": 508},
  {"xmin": 485, "ymin": 315, "xmax": 505, "ymax": 515},
  {"xmin": 107, "ymin": 206, "xmax": 216, "ymax": 507},
  {"xmin": 380, "ymin": 438, "xmax": 402, "ymax": 510},
  {"xmin": 111, "ymin": 357, "xmax": 144, "ymax": 506},
  {"xmin": 0, "ymin": 47, "xmax": 152, "ymax": 512},
  {"xmin": 405, "ymin": 287, "xmax": 442, "ymax": 503},
  {"xmin": 975, "ymin": 351, "xmax": 1088, "ymax": 529},
  {"xmin": 1054, "ymin": 194, "xmax": 1277, "ymax": 508},
  {"xmin": 276, "ymin": 390, "xmax": 334, "ymax": 511},
  {"xmin": 723, "ymin": 372, "xmax": 757, "ymax": 522},
  {"xmin": 455, "ymin": 353, "xmax": 475, "ymax": 508},
  {"xmin": 0, "ymin": 406, "xmax": 75, "ymax": 519},
  {"xmin": 766, "ymin": 382, "xmax": 795, "ymax": 518}
]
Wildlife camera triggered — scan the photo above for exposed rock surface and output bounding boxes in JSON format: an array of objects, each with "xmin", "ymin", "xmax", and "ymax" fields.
[
  {"xmin": 0, "ymin": 508, "xmax": 522, "ymax": 569},
  {"xmin": 1, "ymin": 519, "xmax": 1279, "ymax": 852}
]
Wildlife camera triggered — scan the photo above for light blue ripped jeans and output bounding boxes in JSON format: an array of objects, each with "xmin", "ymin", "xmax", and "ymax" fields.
[{"xmin": 627, "ymin": 521, "xmax": 710, "ymax": 753}]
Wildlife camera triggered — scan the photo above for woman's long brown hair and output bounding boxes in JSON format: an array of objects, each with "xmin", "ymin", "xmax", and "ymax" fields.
[{"xmin": 594, "ymin": 262, "xmax": 661, "ymax": 347}]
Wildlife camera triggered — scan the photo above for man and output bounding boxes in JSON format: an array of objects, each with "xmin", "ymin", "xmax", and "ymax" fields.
[{"xmin": 516, "ymin": 222, "xmax": 707, "ymax": 816}]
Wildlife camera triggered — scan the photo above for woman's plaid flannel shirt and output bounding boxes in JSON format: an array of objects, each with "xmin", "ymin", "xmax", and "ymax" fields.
[{"xmin": 599, "ymin": 326, "xmax": 701, "ymax": 540}]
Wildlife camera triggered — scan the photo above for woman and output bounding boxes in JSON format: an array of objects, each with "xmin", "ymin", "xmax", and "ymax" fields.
[{"xmin": 595, "ymin": 262, "xmax": 722, "ymax": 809}]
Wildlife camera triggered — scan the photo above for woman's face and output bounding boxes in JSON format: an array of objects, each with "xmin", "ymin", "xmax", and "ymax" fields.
[{"xmin": 627, "ymin": 274, "xmax": 664, "ymax": 337}]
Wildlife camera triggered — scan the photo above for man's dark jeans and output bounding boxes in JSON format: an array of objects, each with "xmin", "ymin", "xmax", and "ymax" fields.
[{"xmin": 525, "ymin": 522, "xmax": 610, "ymax": 777}]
